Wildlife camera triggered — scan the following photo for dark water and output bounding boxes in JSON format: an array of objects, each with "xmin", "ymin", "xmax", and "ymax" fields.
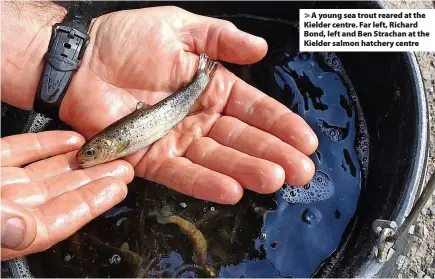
[{"xmin": 20, "ymin": 16, "xmax": 368, "ymax": 278}]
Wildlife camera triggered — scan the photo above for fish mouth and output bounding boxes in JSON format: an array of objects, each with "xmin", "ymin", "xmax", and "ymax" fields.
[
  {"xmin": 76, "ymin": 155, "xmax": 110, "ymax": 168},
  {"xmin": 75, "ymin": 154, "xmax": 86, "ymax": 168},
  {"xmin": 77, "ymin": 159, "xmax": 98, "ymax": 169},
  {"xmin": 76, "ymin": 160, "xmax": 87, "ymax": 169},
  {"xmin": 75, "ymin": 155, "xmax": 93, "ymax": 169}
]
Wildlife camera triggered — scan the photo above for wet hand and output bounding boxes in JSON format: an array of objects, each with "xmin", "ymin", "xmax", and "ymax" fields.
[
  {"xmin": 1, "ymin": 131, "xmax": 134, "ymax": 260},
  {"xmin": 60, "ymin": 6, "xmax": 319, "ymax": 204}
]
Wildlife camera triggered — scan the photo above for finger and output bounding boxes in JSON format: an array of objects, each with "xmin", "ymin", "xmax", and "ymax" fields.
[
  {"xmin": 185, "ymin": 137, "xmax": 284, "ymax": 194},
  {"xmin": 2, "ymin": 160, "xmax": 134, "ymax": 208},
  {"xmin": 37, "ymin": 176, "xmax": 127, "ymax": 246},
  {"xmin": 1, "ymin": 131, "xmax": 84, "ymax": 167},
  {"xmin": 1, "ymin": 176, "xmax": 128, "ymax": 260},
  {"xmin": 223, "ymin": 77, "xmax": 319, "ymax": 156},
  {"xmin": 23, "ymin": 151, "xmax": 81, "ymax": 181},
  {"xmin": 1, "ymin": 151, "xmax": 81, "ymax": 188},
  {"xmin": 180, "ymin": 10, "xmax": 268, "ymax": 64},
  {"xmin": 1, "ymin": 199, "xmax": 37, "ymax": 251},
  {"xmin": 209, "ymin": 116, "xmax": 315, "ymax": 186},
  {"xmin": 149, "ymin": 157, "xmax": 243, "ymax": 204},
  {"xmin": 1, "ymin": 167, "xmax": 31, "ymax": 187}
]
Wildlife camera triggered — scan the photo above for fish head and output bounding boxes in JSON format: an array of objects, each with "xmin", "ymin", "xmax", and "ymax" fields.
[{"xmin": 76, "ymin": 137, "xmax": 119, "ymax": 168}]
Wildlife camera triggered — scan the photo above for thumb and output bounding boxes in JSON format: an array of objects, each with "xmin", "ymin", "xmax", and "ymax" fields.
[{"xmin": 1, "ymin": 199, "xmax": 37, "ymax": 251}]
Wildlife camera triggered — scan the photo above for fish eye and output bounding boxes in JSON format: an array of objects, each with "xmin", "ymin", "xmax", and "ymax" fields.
[{"xmin": 85, "ymin": 149, "xmax": 95, "ymax": 157}]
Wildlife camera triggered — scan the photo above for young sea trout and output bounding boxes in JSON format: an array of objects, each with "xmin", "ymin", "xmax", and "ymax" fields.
[{"xmin": 76, "ymin": 53, "xmax": 218, "ymax": 168}]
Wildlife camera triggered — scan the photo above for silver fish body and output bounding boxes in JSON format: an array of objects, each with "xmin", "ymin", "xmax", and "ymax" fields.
[{"xmin": 76, "ymin": 53, "xmax": 218, "ymax": 168}]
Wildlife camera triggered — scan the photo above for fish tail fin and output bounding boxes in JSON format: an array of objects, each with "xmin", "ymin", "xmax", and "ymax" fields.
[{"xmin": 198, "ymin": 53, "xmax": 218, "ymax": 76}]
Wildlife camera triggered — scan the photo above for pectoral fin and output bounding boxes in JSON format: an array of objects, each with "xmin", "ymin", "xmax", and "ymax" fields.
[
  {"xmin": 117, "ymin": 140, "xmax": 130, "ymax": 154},
  {"xmin": 136, "ymin": 101, "xmax": 151, "ymax": 110},
  {"xmin": 187, "ymin": 102, "xmax": 205, "ymax": 117}
]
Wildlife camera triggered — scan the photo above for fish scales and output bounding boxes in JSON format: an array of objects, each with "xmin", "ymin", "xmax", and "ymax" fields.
[{"xmin": 76, "ymin": 53, "xmax": 218, "ymax": 168}]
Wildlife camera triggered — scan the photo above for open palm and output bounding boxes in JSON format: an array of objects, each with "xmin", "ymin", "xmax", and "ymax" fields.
[{"xmin": 60, "ymin": 6, "xmax": 318, "ymax": 204}]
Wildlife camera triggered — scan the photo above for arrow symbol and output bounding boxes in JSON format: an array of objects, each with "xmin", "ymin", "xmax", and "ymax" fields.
[{"xmin": 305, "ymin": 13, "xmax": 310, "ymax": 18}]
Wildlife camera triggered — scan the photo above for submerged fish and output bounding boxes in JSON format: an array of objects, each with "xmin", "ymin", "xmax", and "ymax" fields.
[
  {"xmin": 76, "ymin": 53, "xmax": 218, "ymax": 168},
  {"xmin": 157, "ymin": 205, "xmax": 208, "ymax": 266}
]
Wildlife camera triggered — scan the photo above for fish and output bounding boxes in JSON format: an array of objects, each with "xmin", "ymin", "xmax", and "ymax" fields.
[
  {"xmin": 157, "ymin": 205, "xmax": 208, "ymax": 266},
  {"xmin": 76, "ymin": 53, "xmax": 218, "ymax": 168}
]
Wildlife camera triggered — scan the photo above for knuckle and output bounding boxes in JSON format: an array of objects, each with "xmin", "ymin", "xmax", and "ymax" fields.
[
  {"xmin": 220, "ymin": 19, "xmax": 236, "ymax": 29},
  {"xmin": 165, "ymin": 5, "xmax": 184, "ymax": 13},
  {"xmin": 198, "ymin": 136, "xmax": 215, "ymax": 146},
  {"xmin": 219, "ymin": 116, "xmax": 233, "ymax": 127}
]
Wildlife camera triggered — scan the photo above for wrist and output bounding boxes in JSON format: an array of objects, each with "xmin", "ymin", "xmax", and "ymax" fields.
[
  {"xmin": 34, "ymin": 7, "xmax": 93, "ymax": 120},
  {"xmin": 1, "ymin": 1, "xmax": 67, "ymax": 110}
]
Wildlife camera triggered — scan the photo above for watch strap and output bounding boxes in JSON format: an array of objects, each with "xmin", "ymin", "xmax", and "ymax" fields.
[
  {"xmin": 33, "ymin": 5, "xmax": 91, "ymax": 120},
  {"xmin": 62, "ymin": 4, "xmax": 92, "ymax": 35}
]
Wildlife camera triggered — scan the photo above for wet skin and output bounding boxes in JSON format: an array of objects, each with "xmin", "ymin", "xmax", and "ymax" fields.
[
  {"xmin": 1, "ymin": 131, "xmax": 135, "ymax": 260},
  {"xmin": 58, "ymin": 6, "xmax": 318, "ymax": 204},
  {"xmin": 1, "ymin": 5, "xmax": 319, "ymax": 261}
]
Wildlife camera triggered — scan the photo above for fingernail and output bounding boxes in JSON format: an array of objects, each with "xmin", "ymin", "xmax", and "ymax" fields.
[
  {"xmin": 302, "ymin": 158, "xmax": 314, "ymax": 173},
  {"xmin": 304, "ymin": 130, "xmax": 318, "ymax": 148},
  {"xmin": 2, "ymin": 218, "xmax": 25, "ymax": 249}
]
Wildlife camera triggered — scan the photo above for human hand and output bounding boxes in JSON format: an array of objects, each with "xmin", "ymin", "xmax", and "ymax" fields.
[
  {"xmin": 1, "ymin": 131, "xmax": 134, "ymax": 260},
  {"xmin": 60, "ymin": 6, "xmax": 319, "ymax": 204}
]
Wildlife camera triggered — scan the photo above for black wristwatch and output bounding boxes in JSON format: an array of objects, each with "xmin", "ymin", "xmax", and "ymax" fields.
[{"xmin": 33, "ymin": 5, "xmax": 92, "ymax": 120}]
